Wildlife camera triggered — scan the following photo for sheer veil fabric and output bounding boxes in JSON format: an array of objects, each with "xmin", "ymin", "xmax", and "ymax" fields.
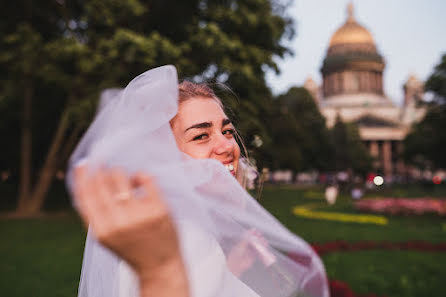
[{"xmin": 67, "ymin": 66, "xmax": 329, "ymax": 297}]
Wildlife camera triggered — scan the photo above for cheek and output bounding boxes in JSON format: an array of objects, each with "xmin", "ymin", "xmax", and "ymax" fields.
[
  {"xmin": 233, "ymin": 142, "xmax": 241, "ymax": 170},
  {"xmin": 233, "ymin": 140, "xmax": 241, "ymax": 160},
  {"xmin": 181, "ymin": 143, "xmax": 213, "ymax": 159}
]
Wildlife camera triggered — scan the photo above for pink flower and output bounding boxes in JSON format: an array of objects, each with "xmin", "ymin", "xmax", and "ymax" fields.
[{"xmin": 354, "ymin": 198, "xmax": 446, "ymax": 216}]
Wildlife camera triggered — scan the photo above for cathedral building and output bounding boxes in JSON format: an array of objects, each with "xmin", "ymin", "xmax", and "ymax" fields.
[{"xmin": 304, "ymin": 3, "xmax": 426, "ymax": 179}]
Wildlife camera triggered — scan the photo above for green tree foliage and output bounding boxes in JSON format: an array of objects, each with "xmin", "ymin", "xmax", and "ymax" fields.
[
  {"xmin": 425, "ymin": 53, "xmax": 446, "ymax": 103},
  {"xmin": 0, "ymin": 0, "xmax": 294, "ymax": 215},
  {"xmin": 330, "ymin": 116, "xmax": 372, "ymax": 175},
  {"xmin": 266, "ymin": 87, "xmax": 333, "ymax": 172},
  {"xmin": 404, "ymin": 104, "xmax": 446, "ymax": 169},
  {"xmin": 404, "ymin": 53, "xmax": 446, "ymax": 169}
]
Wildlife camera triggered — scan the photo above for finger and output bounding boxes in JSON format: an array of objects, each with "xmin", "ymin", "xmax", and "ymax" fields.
[
  {"xmin": 94, "ymin": 167, "xmax": 116, "ymax": 211},
  {"xmin": 250, "ymin": 229, "xmax": 268, "ymax": 246},
  {"xmin": 83, "ymin": 168, "xmax": 116, "ymax": 229},
  {"xmin": 237, "ymin": 240, "xmax": 251, "ymax": 252},
  {"xmin": 109, "ymin": 168, "xmax": 132, "ymax": 201},
  {"xmin": 131, "ymin": 173, "xmax": 162, "ymax": 202},
  {"xmin": 131, "ymin": 173, "xmax": 167, "ymax": 215},
  {"xmin": 129, "ymin": 172, "xmax": 149, "ymax": 188},
  {"xmin": 103, "ymin": 167, "xmax": 124, "ymax": 197}
]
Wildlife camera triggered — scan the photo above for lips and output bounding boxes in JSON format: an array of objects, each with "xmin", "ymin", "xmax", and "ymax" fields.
[
  {"xmin": 225, "ymin": 163, "xmax": 234, "ymax": 171},
  {"xmin": 224, "ymin": 162, "xmax": 236, "ymax": 176}
]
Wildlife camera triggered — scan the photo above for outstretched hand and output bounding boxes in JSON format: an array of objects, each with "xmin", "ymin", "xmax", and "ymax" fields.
[{"xmin": 73, "ymin": 166, "xmax": 189, "ymax": 297}]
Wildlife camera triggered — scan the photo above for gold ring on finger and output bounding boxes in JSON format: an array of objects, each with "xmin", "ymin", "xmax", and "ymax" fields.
[{"xmin": 114, "ymin": 191, "xmax": 132, "ymax": 201}]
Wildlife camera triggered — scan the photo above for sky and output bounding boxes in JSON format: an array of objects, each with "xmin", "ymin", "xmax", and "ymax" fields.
[{"xmin": 266, "ymin": 0, "xmax": 446, "ymax": 105}]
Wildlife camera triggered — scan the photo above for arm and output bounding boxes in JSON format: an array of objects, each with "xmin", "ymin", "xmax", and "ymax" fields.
[{"xmin": 73, "ymin": 166, "xmax": 189, "ymax": 297}]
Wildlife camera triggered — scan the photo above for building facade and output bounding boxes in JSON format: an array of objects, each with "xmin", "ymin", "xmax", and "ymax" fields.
[{"xmin": 304, "ymin": 3, "xmax": 426, "ymax": 180}]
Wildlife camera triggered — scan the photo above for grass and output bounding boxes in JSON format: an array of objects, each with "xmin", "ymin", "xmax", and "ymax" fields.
[
  {"xmin": 0, "ymin": 184, "xmax": 445, "ymax": 297},
  {"xmin": 258, "ymin": 185, "xmax": 446, "ymax": 296},
  {"xmin": 259, "ymin": 186, "xmax": 446, "ymax": 243},
  {"xmin": 0, "ymin": 214, "xmax": 85, "ymax": 297},
  {"xmin": 323, "ymin": 250, "xmax": 446, "ymax": 297}
]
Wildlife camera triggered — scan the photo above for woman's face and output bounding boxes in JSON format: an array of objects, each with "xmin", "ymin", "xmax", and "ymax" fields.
[{"xmin": 171, "ymin": 97, "xmax": 240, "ymax": 177}]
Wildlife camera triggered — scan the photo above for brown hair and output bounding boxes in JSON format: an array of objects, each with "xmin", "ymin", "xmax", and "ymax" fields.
[{"xmin": 178, "ymin": 81, "xmax": 222, "ymax": 106}]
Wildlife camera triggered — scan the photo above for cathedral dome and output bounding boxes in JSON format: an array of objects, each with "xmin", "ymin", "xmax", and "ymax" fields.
[
  {"xmin": 321, "ymin": 3, "xmax": 385, "ymax": 98},
  {"xmin": 326, "ymin": 3, "xmax": 377, "ymax": 55},
  {"xmin": 329, "ymin": 16, "xmax": 375, "ymax": 48}
]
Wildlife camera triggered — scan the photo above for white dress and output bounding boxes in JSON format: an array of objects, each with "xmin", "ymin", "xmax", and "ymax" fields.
[{"xmin": 117, "ymin": 220, "xmax": 260, "ymax": 297}]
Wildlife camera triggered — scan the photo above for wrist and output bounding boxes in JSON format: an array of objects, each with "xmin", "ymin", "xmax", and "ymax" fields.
[{"xmin": 139, "ymin": 256, "xmax": 189, "ymax": 297}]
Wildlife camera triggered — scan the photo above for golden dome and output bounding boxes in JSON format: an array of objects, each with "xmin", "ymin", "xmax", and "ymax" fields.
[{"xmin": 329, "ymin": 3, "xmax": 375, "ymax": 47}]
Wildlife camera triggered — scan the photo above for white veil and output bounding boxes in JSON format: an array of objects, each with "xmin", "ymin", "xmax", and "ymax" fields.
[{"xmin": 67, "ymin": 65, "xmax": 329, "ymax": 297}]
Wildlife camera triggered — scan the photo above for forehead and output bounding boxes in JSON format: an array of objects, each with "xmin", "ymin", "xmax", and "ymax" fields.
[{"xmin": 176, "ymin": 97, "xmax": 227, "ymax": 128}]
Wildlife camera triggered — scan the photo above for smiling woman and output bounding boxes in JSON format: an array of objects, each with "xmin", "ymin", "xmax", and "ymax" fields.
[
  {"xmin": 170, "ymin": 82, "xmax": 240, "ymax": 177},
  {"xmin": 68, "ymin": 66, "xmax": 329, "ymax": 297}
]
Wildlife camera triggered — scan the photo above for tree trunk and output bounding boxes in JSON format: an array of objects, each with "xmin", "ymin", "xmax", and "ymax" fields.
[
  {"xmin": 17, "ymin": 81, "xmax": 33, "ymax": 213},
  {"xmin": 24, "ymin": 107, "xmax": 72, "ymax": 214},
  {"xmin": 59, "ymin": 121, "xmax": 83, "ymax": 167}
]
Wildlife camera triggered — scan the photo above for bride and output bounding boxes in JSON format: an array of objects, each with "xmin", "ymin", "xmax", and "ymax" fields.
[{"xmin": 69, "ymin": 65, "xmax": 328, "ymax": 297}]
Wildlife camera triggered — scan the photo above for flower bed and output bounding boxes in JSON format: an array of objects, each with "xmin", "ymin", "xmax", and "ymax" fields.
[
  {"xmin": 309, "ymin": 240, "xmax": 446, "ymax": 256},
  {"xmin": 293, "ymin": 205, "xmax": 388, "ymax": 225},
  {"xmin": 330, "ymin": 279, "xmax": 387, "ymax": 297},
  {"xmin": 354, "ymin": 198, "xmax": 446, "ymax": 216}
]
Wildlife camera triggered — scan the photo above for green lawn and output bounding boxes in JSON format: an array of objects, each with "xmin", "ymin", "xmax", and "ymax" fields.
[
  {"xmin": 259, "ymin": 186, "xmax": 446, "ymax": 243},
  {"xmin": 323, "ymin": 251, "xmax": 446, "ymax": 297},
  {"xmin": 259, "ymin": 186, "xmax": 446, "ymax": 297},
  {"xmin": 0, "ymin": 214, "xmax": 85, "ymax": 297},
  {"xmin": 0, "ymin": 185, "xmax": 445, "ymax": 297}
]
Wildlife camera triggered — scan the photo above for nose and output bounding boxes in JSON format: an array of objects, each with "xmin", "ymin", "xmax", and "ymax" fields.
[{"xmin": 213, "ymin": 134, "xmax": 234, "ymax": 156}]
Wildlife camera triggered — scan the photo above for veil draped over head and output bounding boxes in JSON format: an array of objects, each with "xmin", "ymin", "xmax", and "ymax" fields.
[{"xmin": 67, "ymin": 66, "xmax": 329, "ymax": 297}]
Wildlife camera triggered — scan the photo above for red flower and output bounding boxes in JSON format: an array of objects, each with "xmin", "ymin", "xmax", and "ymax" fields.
[
  {"xmin": 311, "ymin": 240, "xmax": 446, "ymax": 255},
  {"xmin": 330, "ymin": 280, "xmax": 355, "ymax": 297}
]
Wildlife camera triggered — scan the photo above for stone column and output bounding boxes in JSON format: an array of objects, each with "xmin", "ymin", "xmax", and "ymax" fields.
[
  {"xmin": 369, "ymin": 141, "xmax": 379, "ymax": 168},
  {"xmin": 361, "ymin": 71, "xmax": 366, "ymax": 92},
  {"xmin": 327, "ymin": 74, "xmax": 332, "ymax": 96},
  {"xmin": 339, "ymin": 73, "xmax": 344, "ymax": 94},
  {"xmin": 373, "ymin": 72, "xmax": 378, "ymax": 93},
  {"xmin": 332, "ymin": 74, "xmax": 336, "ymax": 95},
  {"xmin": 379, "ymin": 73, "xmax": 383, "ymax": 94},
  {"xmin": 365, "ymin": 72, "xmax": 370, "ymax": 93},
  {"xmin": 323, "ymin": 77, "xmax": 327, "ymax": 96},
  {"xmin": 382, "ymin": 141, "xmax": 393, "ymax": 179},
  {"xmin": 376, "ymin": 73, "xmax": 380, "ymax": 93},
  {"xmin": 372, "ymin": 72, "xmax": 376, "ymax": 92},
  {"xmin": 342, "ymin": 72, "xmax": 347, "ymax": 94},
  {"xmin": 333, "ymin": 73, "xmax": 339, "ymax": 94}
]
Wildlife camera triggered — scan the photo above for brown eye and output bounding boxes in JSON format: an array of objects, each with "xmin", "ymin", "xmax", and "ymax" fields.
[
  {"xmin": 193, "ymin": 133, "xmax": 209, "ymax": 141},
  {"xmin": 223, "ymin": 129, "xmax": 235, "ymax": 136}
]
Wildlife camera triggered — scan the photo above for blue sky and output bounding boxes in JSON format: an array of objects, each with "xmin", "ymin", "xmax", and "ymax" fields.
[{"xmin": 266, "ymin": 0, "xmax": 446, "ymax": 105}]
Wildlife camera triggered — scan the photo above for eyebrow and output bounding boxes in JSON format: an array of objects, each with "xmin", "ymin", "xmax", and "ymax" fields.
[
  {"xmin": 184, "ymin": 122, "xmax": 211, "ymax": 132},
  {"xmin": 222, "ymin": 118, "xmax": 232, "ymax": 126},
  {"xmin": 184, "ymin": 118, "xmax": 232, "ymax": 133}
]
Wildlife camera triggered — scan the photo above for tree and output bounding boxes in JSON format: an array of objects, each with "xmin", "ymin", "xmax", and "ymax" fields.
[
  {"xmin": 425, "ymin": 53, "xmax": 446, "ymax": 103},
  {"xmin": 330, "ymin": 116, "xmax": 372, "ymax": 175},
  {"xmin": 266, "ymin": 87, "xmax": 333, "ymax": 172},
  {"xmin": 0, "ymin": 0, "xmax": 295, "ymax": 216},
  {"xmin": 186, "ymin": 0, "xmax": 295, "ymax": 157},
  {"xmin": 404, "ymin": 52, "xmax": 446, "ymax": 169},
  {"xmin": 0, "ymin": 0, "xmax": 67, "ymax": 215},
  {"xmin": 404, "ymin": 104, "xmax": 446, "ymax": 169}
]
